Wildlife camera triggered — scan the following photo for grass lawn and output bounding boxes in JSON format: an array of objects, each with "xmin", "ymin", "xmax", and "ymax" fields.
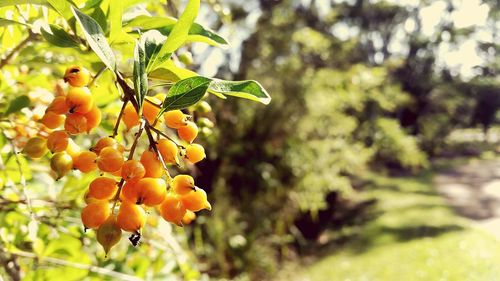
[{"xmin": 297, "ymin": 171, "xmax": 500, "ymax": 281}]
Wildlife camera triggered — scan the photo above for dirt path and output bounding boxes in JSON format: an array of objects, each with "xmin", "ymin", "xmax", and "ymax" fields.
[{"xmin": 434, "ymin": 159, "xmax": 500, "ymax": 239}]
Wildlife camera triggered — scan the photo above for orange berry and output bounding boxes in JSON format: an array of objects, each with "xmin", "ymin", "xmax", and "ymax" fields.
[
  {"xmin": 97, "ymin": 147, "xmax": 124, "ymax": 173},
  {"xmin": 159, "ymin": 194, "xmax": 186, "ymax": 226},
  {"xmin": 122, "ymin": 178, "xmax": 166, "ymax": 206},
  {"xmin": 172, "ymin": 175, "xmax": 195, "ymax": 195},
  {"xmin": 64, "ymin": 65, "xmax": 91, "ymax": 87},
  {"xmin": 40, "ymin": 111, "xmax": 65, "ymax": 129},
  {"xmin": 181, "ymin": 210, "xmax": 196, "ymax": 225},
  {"xmin": 140, "ymin": 150, "xmax": 163, "ymax": 178},
  {"xmin": 91, "ymin": 137, "xmax": 118, "ymax": 155},
  {"xmin": 178, "ymin": 121, "xmax": 198, "ymax": 143},
  {"xmin": 185, "ymin": 144, "xmax": 206, "ymax": 164},
  {"xmin": 84, "ymin": 190, "xmax": 106, "ymax": 204},
  {"xmin": 164, "ymin": 110, "xmax": 187, "ymax": 129},
  {"xmin": 180, "ymin": 187, "xmax": 211, "ymax": 212},
  {"xmin": 88, "ymin": 177, "xmax": 118, "ymax": 200},
  {"xmin": 23, "ymin": 137, "xmax": 48, "ymax": 158},
  {"xmin": 66, "ymin": 87, "xmax": 93, "ymax": 114},
  {"xmin": 81, "ymin": 202, "xmax": 110, "ymax": 229},
  {"xmin": 157, "ymin": 139, "xmax": 179, "ymax": 165},
  {"xmin": 143, "ymin": 97, "xmax": 161, "ymax": 124},
  {"xmin": 84, "ymin": 105, "xmax": 101, "ymax": 133},
  {"xmin": 116, "ymin": 202, "xmax": 146, "ymax": 232},
  {"xmin": 46, "ymin": 96, "xmax": 69, "ymax": 114},
  {"xmin": 121, "ymin": 160, "xmax": 145, "ymax": 182},
  {"xmin": 73, "ymin": 151, "xmax": 98, "ymax": 173},
  {"xmin": 50, "ymin": 152, "xmax": 73, "ymax": 180},
  {"xmin": 64, "ymin": 113, "xmax": 88, "ymax": 135},
  {"xmin": 122, "ymin": 103, "xmax": 140, "ymax": 129},
  {"xmin": 96, "ymin": 214, "xmax": 121, "ymax": 256},
  {"xmin": 47, "ymin": 130, "xmax": 69, "ymax": 153}
]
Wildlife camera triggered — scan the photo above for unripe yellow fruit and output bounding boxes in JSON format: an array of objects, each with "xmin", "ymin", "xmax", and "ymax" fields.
[
  {"xmin": 50, "ymin": 152, "xmax": 73, "ymax": 180},
  {"xmin": 96, "ymin": 214, "xmax": 122, "ymax": 256},
  {"xmin": 164, "ymin": 110, "xmax": 187, "ymax": 129},
  {"xmin": 23, "ymin": 137, "xmax": 48, "ymax": 158},
  {"xmin": 172, "ymin": 174, "xmax": 195, "ymax": 195}
]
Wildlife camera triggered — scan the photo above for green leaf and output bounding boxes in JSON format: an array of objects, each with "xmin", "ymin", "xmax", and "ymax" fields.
[
  {"xmin": 149, "ymin": 0, "xmax": 200, "ymax": 71},
  {"xmin": 41, "ymin": 24, "xmax": 78, "ymax": 48},
  {"xmin": 141, "ymin": 30, "xmax": 167, "ymax": 72},
  {"xmin": 149, "ymin": 60, "xmax": 198, "ymax": 82},
  {"xmin": 208, "ymin": 79, "xmax": 271, "ymax": 105},
  {"xmin": 47, "ymin": 0, "xmax": 77, "ymax": 31},
  {"xmin": 5, "ymin": 95, "xmax": 30, "ymax": 115},
  {"xmin": 0, "ymin": 0, "xmax": 47, "ymax": 6},
  {"xmin": 0, "ymin": 18, "xmax": 29, "ymax": 27},
  {"xmin": 72, "ymin": 6, "xmax": 116, "ymax": 71},
  {"xmin": 159, "ymin": 76, "xmax": 211, "ymax": 115},
  {"xmin": 126, "ymin": 15, "xmax": 227, "ymax": 47},
  {"xmin": 90, "ymin": 6, "xmax": 107, "ymax": 34},
  {"xmin": 108, "ymin": 0, "xmax": 123, "ymax": 41},
  {"xmin": 133, "ymin": 37, "xmax": 147, "ymax": 112}
]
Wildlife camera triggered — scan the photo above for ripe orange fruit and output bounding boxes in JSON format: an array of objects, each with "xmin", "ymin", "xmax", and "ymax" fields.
[
  {"xmin": 40, "ymin": 111, "xmax": 65, "ymax": 129},
  {"xmin": 172, "ymin": 175, "xmax": 195, "ymax": 195},
  {"xmin": 91, "ymin": 137, "xmax": 117, "ymax": 155},
  {"xmin": 140, "ymin": 150, "xmax": 163, "ymax": 178},
  {"xmin": 47, "ymin": 130, "xmax": 69, "ymax": 153},
  {"xmin": 50, "ymin": 152, "xmax": 73, "ymax": 179},
  {"xmin": 46, "ymin": 96, "xmax": 69, "ymax": 114},
  {"xmin": 96, "ymin": 147, "xmax": 124, "ymax": 173},
  {"xmin": 178, "ymin": 121, "xmax": 198, "ymax": 143},
  {"xmin": 180, "ymin": 187, "xmax": 211, "ymax": 212},
  {"xmin": 164, "ymin": 110, "xmax": 187, "ymax": 129},
  {"xmin": 185, "ymin": 144, "xmax": 206, "ymax": 164},
  {"xmin": 122, "ymin": 103, "xmax": 140, "ymax": 129},
  {"xmin": 143, "ymin": 97, "xmax": 161, "ymax": 124},
  {"xmin": 23, "ymin": 137, "xmax": 48, "ymax": 158},
  {"xmin": 122, "ymin": 178, "xmax": 166, "ymax": 206},
  {"xmin": 84, "ymin": 105, "xmax": 101, "ymax": 133},
  {"xmin": 81, "ymin": 202, "xmax": 110, "ymax": 229},
  {"xmin": 88, "ymin": 177, "xmax": 118, "ymax": 200},
  {"xmin": 157, "ymin": 139, "xmax": 179, "ymax": 165},
  {"xmin": 66, "ymin": 87, "xmax": 93, "ymax": 114},
  {"xmin": 64, "ymin": 113, "xmax": 88, "ymax": 135},
  {"xmin": 159, "ymin": 194, "xmax": 186, "ymax": 226},
  {"xmin": 73, "ymin": 151, "xmax": 98, "ymax": 173},
  {"xmin": 121, "ymin": 160, "xmax": 146, "ymax": 182},
  {"xmin": 116, "ymin": 202, "xmax": 146, "ymax": 232},
  {"xmin": 64, "ymin": 65, "xmax": 91, "ymax": 87}
]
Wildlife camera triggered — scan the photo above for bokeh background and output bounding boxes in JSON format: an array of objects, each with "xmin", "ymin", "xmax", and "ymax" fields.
[{"xmin": 1, "ymin": 0, "xmax": 500, "ymax": 280}]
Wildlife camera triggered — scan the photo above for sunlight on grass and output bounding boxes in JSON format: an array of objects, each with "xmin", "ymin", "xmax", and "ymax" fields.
[{"xmin": 298, "ymin": 172, "xmax": 500, "ymax": 281}]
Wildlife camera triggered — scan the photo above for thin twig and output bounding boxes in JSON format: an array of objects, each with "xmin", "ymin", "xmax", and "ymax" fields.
[
  {"xmin": 146, "ymin": 125, "xmax": 184, "ymax": 148},
  {"xmin": 9, "ymin": 250, "xmax": 142, "ymax": 281},
  {"xmin": 111, "ymin": 99, "xmax": 128, "ymax": 138},
  {"xmin": 88, "ymin": 66, "xmax": 107, "ymax": 88},
  {"xmin": 0, "ymin": 31, "xmax": 38, "ymax": 69}
]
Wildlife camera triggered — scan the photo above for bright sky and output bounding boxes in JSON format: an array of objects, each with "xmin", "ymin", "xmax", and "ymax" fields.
[{"xmin": 196, "ymin": 0, "xmax": 492, "ymax": 79}]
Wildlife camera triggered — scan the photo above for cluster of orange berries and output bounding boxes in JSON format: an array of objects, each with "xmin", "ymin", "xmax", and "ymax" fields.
[{"xmin": 21, "ymin": 66, "xmax": 212, "ymax": 255}]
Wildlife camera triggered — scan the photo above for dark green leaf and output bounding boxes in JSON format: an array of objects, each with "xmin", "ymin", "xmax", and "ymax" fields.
[
  {"xmin": 41, "ymin": 24, "xmax": 78, "ymax": 48},
  {"xmin": 90, "ymin": 7, "xmax": 107, "ymax": 34},
  {"xmin": 133, "ymin": 38, "xmax": 147, "ymax": 111},
  {"xmin": 0, "ymin": 18, "xmax": 29, "ymax": 27},
  {"xmin": 141, "ymin": 30, "xmax": 167, "ymax": 72},
  {"xmin": 208, "ymin": 79, "xmax": 271, "ymax": 105},
  {"xmin": 159, "ymin": 76, "xmax": 211, "ymax": 115},
  {"xmin": 5, "ymin": 95, "xmax": 30, "ymax": 115},
  {"xmin": 72, "ymin": 6, "xmax": 116, "ymax": 71}
]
